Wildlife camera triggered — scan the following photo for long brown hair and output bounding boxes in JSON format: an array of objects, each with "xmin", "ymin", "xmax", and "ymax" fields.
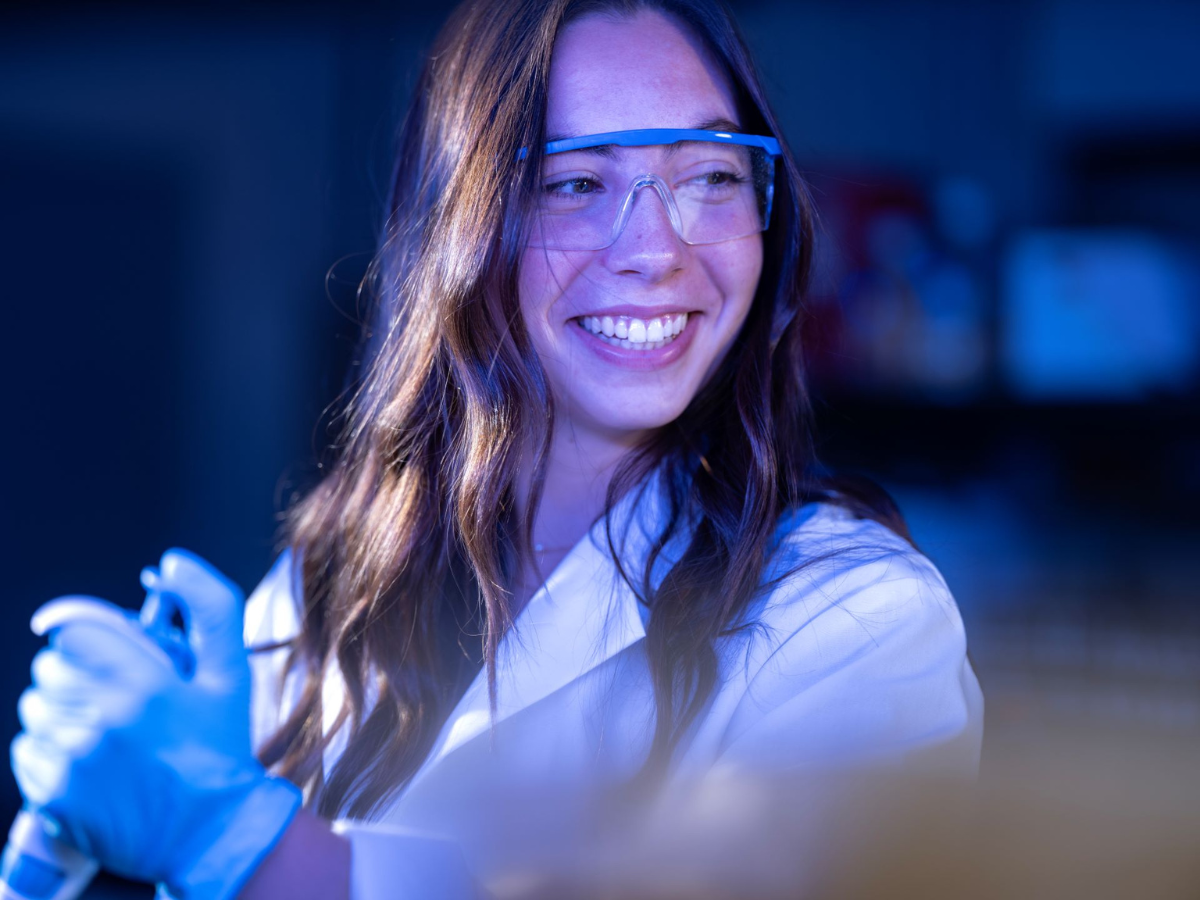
[{"xmin": 257, "ymin": 0, "xmax": 912, "ymax": 820}]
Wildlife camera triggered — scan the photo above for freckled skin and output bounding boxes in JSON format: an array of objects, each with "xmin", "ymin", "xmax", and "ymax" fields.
[{"xmin": 518, "ymin": 11, "xmax": 763, "ymax": 447}]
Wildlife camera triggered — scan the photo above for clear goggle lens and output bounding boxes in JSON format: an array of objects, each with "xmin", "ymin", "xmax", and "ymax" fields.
[{"xmin": 527, "ymin": 140, "xmax": 777, "ymax": 252}]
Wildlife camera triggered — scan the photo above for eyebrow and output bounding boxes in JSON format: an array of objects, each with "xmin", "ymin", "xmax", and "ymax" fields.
[{"xmin": 545, "ymin": 117, "xmax": 744, "ymax": 158}]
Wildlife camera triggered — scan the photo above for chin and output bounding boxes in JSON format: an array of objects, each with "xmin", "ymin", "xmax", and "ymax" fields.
[{"xmin": 600, "ymin": 410, "xmax": 687, "ymax": 437}]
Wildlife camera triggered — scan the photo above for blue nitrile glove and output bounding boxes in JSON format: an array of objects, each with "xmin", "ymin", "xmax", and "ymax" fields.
[{"xmin": 10, "ymin": 548, "xmax": 302, "ymax": 900}]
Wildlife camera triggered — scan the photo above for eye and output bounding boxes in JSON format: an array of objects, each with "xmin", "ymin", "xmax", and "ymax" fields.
[
  {"xmin": 691, "ymin": 169, "xmax": 745, "ymax": 188},
  {"xmin": 543, "ymin": 177, "xmax": 603, "ymax": 199}
]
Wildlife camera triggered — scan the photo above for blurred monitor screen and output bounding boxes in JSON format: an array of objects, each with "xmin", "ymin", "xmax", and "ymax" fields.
[{"xmin": 1002, "ymin": 230, "xmax": 1197, "ymax": 400}]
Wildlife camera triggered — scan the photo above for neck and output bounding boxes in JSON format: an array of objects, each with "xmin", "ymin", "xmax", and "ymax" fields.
[{"xmin": 512, "ymin": 420, "xmax": 646, "ymax": 598}]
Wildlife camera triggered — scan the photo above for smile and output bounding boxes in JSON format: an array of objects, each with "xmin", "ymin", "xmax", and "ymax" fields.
[{"xmin": 575, "ymin": 313, "xmax": 689, "ymax": 351}]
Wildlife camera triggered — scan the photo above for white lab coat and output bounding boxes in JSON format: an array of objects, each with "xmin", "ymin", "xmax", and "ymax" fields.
[{"xmin": 244, "ymin": 477, "xmax": 983, "ymax": 898}]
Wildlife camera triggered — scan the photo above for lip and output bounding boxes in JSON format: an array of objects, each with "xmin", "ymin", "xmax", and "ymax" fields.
[
  {"xmin": 570, "ymin": 311, "xmax": 699, "ymax": 370},
  {"xmin": 571, "ymin": 305, "xmax": 697, "ymax": 319}
]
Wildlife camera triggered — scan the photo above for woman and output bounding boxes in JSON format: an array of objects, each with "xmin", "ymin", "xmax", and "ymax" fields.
[{"xmin": 11, "ymin": 0, "xmax": 983, "ymax": 897}]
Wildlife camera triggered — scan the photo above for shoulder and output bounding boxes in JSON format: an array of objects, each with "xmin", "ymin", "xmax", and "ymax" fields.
[
  {"xmin": 757, "ymin": 500, "xmax": 956, "ymax": 634},
  {"xmin": 716, "ymin": 501, "xmax": 983, "ymax": 773},
  {"xmin": 243, "ymin": 547, "xmax": 303, "ymax": 650}
]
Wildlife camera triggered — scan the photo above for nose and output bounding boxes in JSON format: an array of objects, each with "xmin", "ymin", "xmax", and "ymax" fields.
[{"xmin": 602, "ymin": 178, "xmax": 686, "ymax": 282}]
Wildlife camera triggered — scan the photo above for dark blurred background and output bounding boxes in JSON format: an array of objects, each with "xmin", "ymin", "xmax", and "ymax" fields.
[{"xmin": 2, "ymin": 0, "xmax": 1197, "ymax": 895}]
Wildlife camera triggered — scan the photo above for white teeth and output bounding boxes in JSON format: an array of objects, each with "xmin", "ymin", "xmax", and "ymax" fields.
[{"xmin": 577, "ymin": 313, "xmax": 691, "ymax": 350}]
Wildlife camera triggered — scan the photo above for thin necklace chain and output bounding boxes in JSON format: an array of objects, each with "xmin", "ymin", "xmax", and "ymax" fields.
[{"xmin": 532, "ymin": 541, "xmax": 574, "ymax": 554}]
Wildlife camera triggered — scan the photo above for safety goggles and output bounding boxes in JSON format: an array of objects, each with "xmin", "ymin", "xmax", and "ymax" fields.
[{"xmin": 522, "ymin": 128, "xmax": 781, "ymax": 252}]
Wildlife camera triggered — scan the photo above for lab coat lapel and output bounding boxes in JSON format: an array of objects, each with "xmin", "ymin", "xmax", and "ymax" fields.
[
  {"xmin": 416, "ymin": 531, "xmax": 643, "ymax": 772},
  {"xmin": 318, "ymin": 529, "xmax": 645, "ymax": 788},
  {"xmin": 407, "ymin": 476, "xmax": 673, "ymax": 787}
]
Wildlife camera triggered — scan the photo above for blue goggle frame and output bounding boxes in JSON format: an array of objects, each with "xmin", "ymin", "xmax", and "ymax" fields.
[{"xmin": 527, "ymin": 127, "xmax": 781, "ymax": 157}]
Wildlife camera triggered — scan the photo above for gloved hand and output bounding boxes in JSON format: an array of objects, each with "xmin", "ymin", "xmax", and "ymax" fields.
[{"xmin": 10, "ymin": 548, "xmax": 302, "ymax": 900}]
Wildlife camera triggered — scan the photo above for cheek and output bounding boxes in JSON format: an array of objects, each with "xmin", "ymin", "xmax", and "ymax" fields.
[
  {"xmin": 517, "ymin": 247, "xmax": 585, "ymax": 343},
  {"xmin": 517, "ymin": 249, "xmax": 563, "ymax": 376},
  {"xmin": 517, "ymin": 248, "xmax": 551, "ymax": 334},
  {"xmin": 706, "ymin": 236, "xmax": 764, "ymax": 341}
]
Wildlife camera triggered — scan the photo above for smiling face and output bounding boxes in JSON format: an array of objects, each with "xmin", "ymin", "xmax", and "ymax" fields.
[{"xmin": 518, "ymin": 10, "xmax": 763, "ymax": 450}]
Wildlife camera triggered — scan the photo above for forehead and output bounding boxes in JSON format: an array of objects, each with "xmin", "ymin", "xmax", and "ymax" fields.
[{"xmin": 547, "ymin": 10, "xmax": 739, "ymax": 140}]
